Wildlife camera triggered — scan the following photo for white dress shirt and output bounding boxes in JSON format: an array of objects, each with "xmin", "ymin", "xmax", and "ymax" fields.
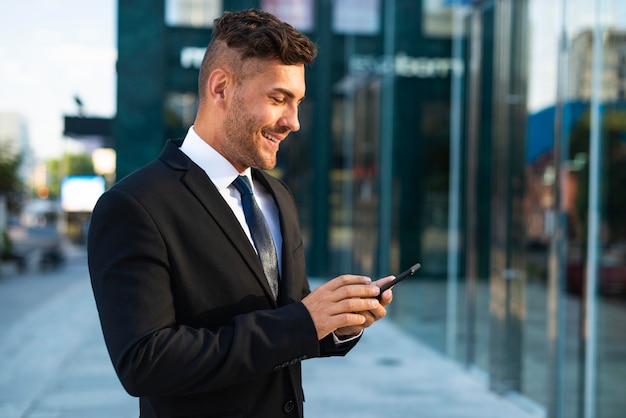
[{"xmin": 179, "ymin": 126, "xmax": 283, "ymax": 275}]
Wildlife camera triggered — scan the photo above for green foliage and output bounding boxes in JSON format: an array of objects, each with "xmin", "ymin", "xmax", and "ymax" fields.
[
  {"xmin": 0, "ymin": 139, "xmax": 23, "ymax": 195},
  {"xmin": 45, "ymin": 153, "xmax": 96, "ymax": 199},
  {"xmin": 569, "ymin": 108, "xmax": 626, "ymax": 243},
  {"xmin": 1, "ymin": 230, "xmax": 13, "ymax": 260},
  {"xmin": 67, "ymin": 153, "xmax": 96, "ymax": 176}
]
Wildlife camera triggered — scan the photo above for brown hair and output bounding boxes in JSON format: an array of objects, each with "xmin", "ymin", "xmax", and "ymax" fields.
[{"xmin": 198, "ymin": 9, "xmax": 317, "ymax": 95}]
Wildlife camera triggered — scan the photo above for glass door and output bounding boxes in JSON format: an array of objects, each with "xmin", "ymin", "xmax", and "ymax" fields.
[{"xmin": 460, "ymin": 0, "xmax": 496, "ymax": 376}]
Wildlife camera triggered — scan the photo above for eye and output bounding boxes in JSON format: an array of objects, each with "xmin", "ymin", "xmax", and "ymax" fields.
[{"xmin": 271, "ymin": 96, "xmax": 286, "ymax": 104}]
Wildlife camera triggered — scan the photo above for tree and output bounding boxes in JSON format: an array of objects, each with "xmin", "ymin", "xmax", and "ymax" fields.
[
  {"xmin": 569, "ymin": 107, "xmax": 626, "ymax": 244},
  {"xmin": 0, "ymin": 139, "xmax": 24, "ymax": 213},
  {"xmin": 45, "ymin": 152, "xmax": 96, "ymax": 199}
]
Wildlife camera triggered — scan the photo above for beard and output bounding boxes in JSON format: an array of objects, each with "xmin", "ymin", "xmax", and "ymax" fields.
[{"xmin": 221, "ymin": 91, "xmax": 278, "ymax": 171}]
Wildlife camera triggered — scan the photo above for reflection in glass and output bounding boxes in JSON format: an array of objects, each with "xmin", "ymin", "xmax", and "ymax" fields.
[
  {"xmin": 592, "ymin": 3, "xmax": 626, "ymax": 417},
  {"xmin": 165, "ymin": 0, "xmax": 222, "ymax": 28},
  {"xmin": 165, "ymin": 92, "xmax": 197, "ymax": 133}
]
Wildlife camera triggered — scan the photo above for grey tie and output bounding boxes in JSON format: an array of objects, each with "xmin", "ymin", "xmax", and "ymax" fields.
[{"xmin": 232, "ymin": 175, "xmax": 279, "ymax": 299}]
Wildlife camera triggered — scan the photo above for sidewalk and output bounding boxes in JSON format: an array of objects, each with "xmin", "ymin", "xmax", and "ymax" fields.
[
  {"xmin": 0, "ymin": 264, "xmax": 543, "ymax": 418},
  {"xmin": 302, "ymin": 279, "xmax": 543, "ymax": 418}
]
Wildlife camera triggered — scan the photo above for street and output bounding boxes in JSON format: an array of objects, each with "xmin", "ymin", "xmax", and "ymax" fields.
[{"xmin": 0, "ymin": 248, "xmax": 137, "ymax": 418}]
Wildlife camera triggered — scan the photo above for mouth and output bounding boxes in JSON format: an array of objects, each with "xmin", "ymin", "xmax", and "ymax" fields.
[{"xmin": 262, "ymin": 130, "xmax": 286, "ymax": 149}]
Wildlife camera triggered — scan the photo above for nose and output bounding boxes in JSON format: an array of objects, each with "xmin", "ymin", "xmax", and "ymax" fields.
[{"xmin": 279, "ymin": 103, "xmax": 300, "ymax": 133}]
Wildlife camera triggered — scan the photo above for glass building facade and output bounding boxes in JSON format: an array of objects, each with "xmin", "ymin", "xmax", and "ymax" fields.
[
  {"xmin": 400, "ymin": 1, "xmax": 626, "ymax": 417},
  {"xmin": 114, "ymin": 1, "xmax": 626, "ymax": 417}
]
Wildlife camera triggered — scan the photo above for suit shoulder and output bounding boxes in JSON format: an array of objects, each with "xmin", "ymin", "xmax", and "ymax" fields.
[
  {"xmin": 112, "ymin": 140, "xmax": 188, "ymax": 192},
  {"xmin": 113, "ymin": 158, "xmax": 182, "ymax": 193},
  {"xmin": 257, "ymin": 170, "xmax": 292, "ymax": 195}
]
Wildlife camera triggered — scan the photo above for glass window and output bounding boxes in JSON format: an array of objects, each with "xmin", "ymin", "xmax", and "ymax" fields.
[
  {"xmin": 594, "ymin": 2, "xmax": 626, "ymax": 417},
  {"xmin": 261, "ymin": 0, "xmax": 315, "ymax": 33},
  {"xmin": 518, "ymin": 0, "xmax": 561, "ymax": 408},
  {"xmin": 332, "ymin": 0, "xmax": 380, "ymax": 35},
  {"xmin": 422, "ymin": 0, "xmax": 455, "ymax": 38},
  {"xmin": 165, "ymin": 0, "xmax": 222, "ymax": 28},
  {"xmin": 164, "ymin": 92, "xmax": 197, "ymax": 139}
]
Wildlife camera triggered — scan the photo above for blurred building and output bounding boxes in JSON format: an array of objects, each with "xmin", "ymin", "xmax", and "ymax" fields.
[
  {"xmin": 113, "ymin": 1, "xmax": 626, "ymax": 418},
  {"xmin": 569, "ymin": 29, "xmax": 626, "ymax": 101}
]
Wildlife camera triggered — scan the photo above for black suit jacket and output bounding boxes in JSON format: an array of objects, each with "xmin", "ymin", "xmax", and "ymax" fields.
[{"xmin": 88, "ymin": 140, "xmax": 358, "ymax": 417}]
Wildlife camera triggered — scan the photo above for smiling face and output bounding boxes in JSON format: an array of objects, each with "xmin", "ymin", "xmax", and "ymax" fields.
[{"xmin": 219, "ymin": 61, "xmax": 305, "ymax": 172}]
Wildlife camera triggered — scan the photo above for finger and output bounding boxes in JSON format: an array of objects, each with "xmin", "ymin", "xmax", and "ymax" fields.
[
  {"xmin": 335, "ymin": 309, "xmax": 380, "ymax": 336},
  {"xmin": 324, "ymin": 275, "xmax": 372, "ymax": 291},
  {"xmin": 355, "ymin": 303, "xmax": 387, "ymax": 324},
  {"xmin": 379, "ymin": 288, "xmax": 393, "ymax": 306},
  {"xmin": 331, "ymin": 312, "xmax": 367, "ymax": 329},
  {"xmin": 356, "ymin": 310, "xmax": 376, "ymax": 327},
  {"xmin": 318, "ymin": 313, "xmax": 368, "ymax": 339},
  {"xmin": 368, "ymin": 304, "xmax": 387, "ymax": 321},
  {"xmin": 373, "ymin": 275, "xmax": 395, "ymax": 287},
  {"xmin": 330, "ymin": 295, "xmax": 380, "ymax": 316},
  {"xmin": 372, "ymin": 276, "xmax": 395, "ymax": 305},
  {"xmin": 335, "ymin": 283, "xmax": 381, "ymax": 301},
  {"xmin": 314, "ymin": 282, "xmax": 381, "ymax": 304}
]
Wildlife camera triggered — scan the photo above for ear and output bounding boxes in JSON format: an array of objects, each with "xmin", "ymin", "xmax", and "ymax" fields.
[{"xmin": 207, "ymin": 68, "xmax": 231, "ymax": 108}]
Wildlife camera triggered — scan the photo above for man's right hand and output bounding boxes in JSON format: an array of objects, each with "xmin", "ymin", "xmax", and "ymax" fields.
[{"xmin": 301, "ymin": 275, "xmax": 382, "ymax": 340}]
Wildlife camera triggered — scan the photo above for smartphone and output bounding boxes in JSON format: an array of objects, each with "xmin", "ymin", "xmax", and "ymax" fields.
[{"xmin": 377, "ymin": 262, "xmax": 421, "ymax": 299}]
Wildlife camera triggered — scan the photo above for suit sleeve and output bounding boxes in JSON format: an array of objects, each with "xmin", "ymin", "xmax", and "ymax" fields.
[{"xmin": 88, "ymin": 188, "xmax": 323, "ymax": 397}]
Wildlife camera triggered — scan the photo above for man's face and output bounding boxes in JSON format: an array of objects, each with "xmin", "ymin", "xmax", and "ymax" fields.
[{"xmin": 221, "ymin": 61, "xmax": 305, "ymax": 172}]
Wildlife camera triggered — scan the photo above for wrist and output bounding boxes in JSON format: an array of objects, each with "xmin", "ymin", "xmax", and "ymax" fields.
[{"xmin": 334, "ymin": 329, "xmax": 360, "ymax": 339}]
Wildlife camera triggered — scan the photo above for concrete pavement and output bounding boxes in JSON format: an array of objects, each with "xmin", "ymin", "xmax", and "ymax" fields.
[
  {"xmin": 0, "ymin": 252, "xmax": 543, "ymax": 418},
  {"xmin": 304, "ymin": 280, "xmax": 543, "ymax": 417}
]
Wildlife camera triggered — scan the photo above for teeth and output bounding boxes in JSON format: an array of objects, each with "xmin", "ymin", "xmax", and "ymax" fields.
[{"xmin": 262, "ymin": 131, "xmax": 278, "ymax": 142}]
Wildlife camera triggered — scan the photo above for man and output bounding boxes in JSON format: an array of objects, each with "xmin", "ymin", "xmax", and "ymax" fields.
[{"xmin": 88, "ymin": 9, "xmax": 394, "ymax": 417}]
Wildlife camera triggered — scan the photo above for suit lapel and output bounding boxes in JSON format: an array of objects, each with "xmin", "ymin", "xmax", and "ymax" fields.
[{"xmin": 159, "ymin": 141, "xmax": 278, "ymax": 305}]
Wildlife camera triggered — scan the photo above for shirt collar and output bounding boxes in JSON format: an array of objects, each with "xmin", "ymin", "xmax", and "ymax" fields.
[{"xmin": 180, "ymin": 126, "xmax": 253, "ymax": 191}]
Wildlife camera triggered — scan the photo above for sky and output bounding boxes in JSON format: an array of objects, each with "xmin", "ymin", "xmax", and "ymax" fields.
[{"xmin": 0, "ymin": 0, "xmax": 117, "ymax": 160}]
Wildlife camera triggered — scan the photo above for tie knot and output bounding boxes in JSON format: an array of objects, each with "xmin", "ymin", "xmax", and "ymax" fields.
[{"xmin": 233, "ymin": 175, "xmax": 253, "ymax": 196}]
